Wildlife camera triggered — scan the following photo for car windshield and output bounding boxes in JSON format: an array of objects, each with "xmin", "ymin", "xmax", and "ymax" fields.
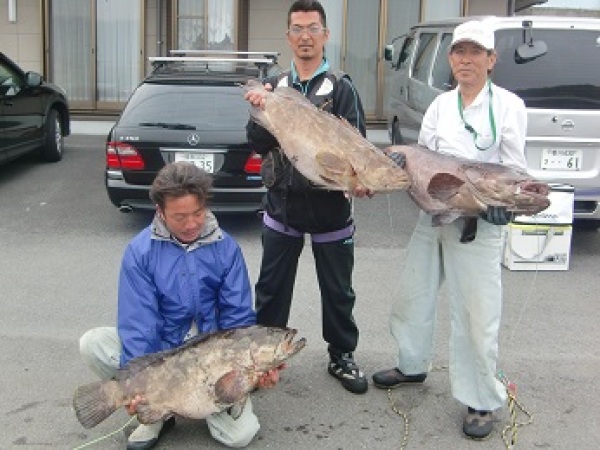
[
  {"xmin": 493, "ymin": 28, "xmax": 600, "ymax": 109},
  {"xmin": 119, "ymin": 85, "xmax": 250, "ymax": 130}
]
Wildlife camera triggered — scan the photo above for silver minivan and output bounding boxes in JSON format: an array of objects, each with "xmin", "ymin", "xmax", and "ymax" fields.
[{"xmin": 384, "ymin": 15, "xmax": 600, "ymax": 227}]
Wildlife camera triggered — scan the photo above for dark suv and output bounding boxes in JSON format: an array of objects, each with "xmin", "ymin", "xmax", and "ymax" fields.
[
  {"xmin": 105, "ymin": 51, "xmax": 280, "ymax": 213},
  {"xmin": 0, "ymin": 52, "xmax": 70, "ymax": 165}
]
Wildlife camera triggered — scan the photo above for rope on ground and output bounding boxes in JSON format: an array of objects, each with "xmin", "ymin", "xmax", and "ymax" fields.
[
  {"xmin": 386, "ymin": 364, "xmax": 447, "ymax": 449},
  {"xmin": 385, "ymin": 366, "xmax": 533, "ymax": 449},
  {"xmin": 497, "ymin": 370, "xmax": 534, "ymax": 450},
  {"xmin": 72, "ymin": 416, "xmax": 136, "ymax": 450},
  {"xmin": 387, "ymin": 388, "xmax": 410, "ymax": 450}
]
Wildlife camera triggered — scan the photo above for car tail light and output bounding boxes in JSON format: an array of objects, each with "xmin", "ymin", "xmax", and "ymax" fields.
[
  {"xmin": 106, "ymin": 142, "xmax": 145, "ymax": 170},
  {"xmin": 243, "ymin": 151, "xmax": 262, "ymax": 174}
]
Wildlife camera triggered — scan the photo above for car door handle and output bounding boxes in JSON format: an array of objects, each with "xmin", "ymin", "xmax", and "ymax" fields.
[{"xmin": 3, "ymin": 100, "xmax": 14, "ymax": 107}]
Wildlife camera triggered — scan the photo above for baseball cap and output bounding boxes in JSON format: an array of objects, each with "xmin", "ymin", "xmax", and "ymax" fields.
[{"xmin": 451, "ymin": 20, "xmax": 494, "ymax": 50}]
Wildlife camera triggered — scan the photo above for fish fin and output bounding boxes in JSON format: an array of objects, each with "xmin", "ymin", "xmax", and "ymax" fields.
[
  {"xmin": 136, "ymin": 403, "xmax": 167, "ymax": 425},
  {"xmin": 215, "ymin": 370, "xmax": 247, "ymax": 405},
  {"xmin": 116, "ymin": 353, "xmax": 169, "ymax": 381},
  {"xmin": 315, "ymin": 151, "xmax": 353, "ymax": 176},
  {"xmin": 72, "ymin": 380, "xmax": 121, "ymax": 429},
  {"xmin": 117, "ymin": 331, "xmax": 214, "ymax": 380},
  {"xmin": 314, "ymin": 151, "xmax": 355, "ymax": 189},
  {"xmin": 228, "ymin": 396, "xmax": 248, "ymax": 420},
  {"xmin": 427, "ymin": 173, "xmax": 465, "ymax": 202}
]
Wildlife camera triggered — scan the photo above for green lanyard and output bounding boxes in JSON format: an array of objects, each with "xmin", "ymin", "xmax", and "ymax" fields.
[{"xmin": 457, "ymin": 79, "xmax": 496, "ymax": 151}]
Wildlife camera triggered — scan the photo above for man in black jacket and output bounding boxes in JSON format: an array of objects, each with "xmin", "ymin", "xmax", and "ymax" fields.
[{"xmin": 244, "ymin": 0, "xmax": 368, "ymax": 394}]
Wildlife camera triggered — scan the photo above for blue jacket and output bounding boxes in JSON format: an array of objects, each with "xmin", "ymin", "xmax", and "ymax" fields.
[{"xmin": 117, "ymin": 212, "xmax": 256, "ymax": 366}]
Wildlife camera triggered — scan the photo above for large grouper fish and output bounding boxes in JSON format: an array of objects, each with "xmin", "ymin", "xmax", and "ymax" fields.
[
  {"xmin": 72, "ymin": 325, "xmax": 306, "ymax": 429},
  {"xmin": 384, "ymin": 144, "xmax": 551, "ymax": 225},
  {"xmin": 243, "ymin": 80, "xmax": 410, "ymax": 192}
]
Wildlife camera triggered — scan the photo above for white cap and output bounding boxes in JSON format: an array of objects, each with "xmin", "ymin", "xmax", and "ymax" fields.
[{"xmin": 451, "ymin": 20, "xmax": 494, "ymax": 51}]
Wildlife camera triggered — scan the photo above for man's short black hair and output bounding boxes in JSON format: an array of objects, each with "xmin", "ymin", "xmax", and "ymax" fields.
[
  {"xmin": 288, "ymin": 0, "xmax": 327, "ymax": 28},
  {"xmin": 149, "ymin": 162, "xmax": 212, "ymax": 210}
]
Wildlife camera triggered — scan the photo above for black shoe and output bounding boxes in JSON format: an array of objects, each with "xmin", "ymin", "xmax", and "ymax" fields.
[
  {"xmin": 328, "ymin": 352, "xmax": 368, "ymax": 394},
  {"xmin": 372, "ymin": 367, "xmax": 427, "ymax": 389},
  {"xmin": 463, "ymin": 407, "xmax": 494, "ymax": 440},
  {"xmin": 126, "ymin": 416, "xmax": 176, "ymax": 450}
]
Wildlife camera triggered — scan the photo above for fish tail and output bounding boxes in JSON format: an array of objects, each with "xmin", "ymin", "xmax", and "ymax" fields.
[{"xmin": 72, "ymin": 380, "xmax": 121, "ymax": 428}]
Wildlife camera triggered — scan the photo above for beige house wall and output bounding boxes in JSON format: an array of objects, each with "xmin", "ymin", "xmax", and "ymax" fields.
[
  {"xmin": 467, "ymin": 0, "xmax": 508, "ymax": 16},
  {"xmin": 144, "ymin": 0, "xmax": 160, "ymax": 76},
  {"xmin": 2, "ymin": 0, "xmax": 598, "ymax": 116},
  {"xmin": 247, "ymin": 0, "xmax": 293, "ymax": 71},
  {"xmin": 0, "ymin": 0, "xmax": 43, "ymax": 73}
]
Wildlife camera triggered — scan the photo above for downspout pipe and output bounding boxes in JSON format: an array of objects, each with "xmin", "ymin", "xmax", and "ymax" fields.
[
  {"xmin": 508, "ymin": 0, "xmax": 516, "ymax": 16},
  {"xmin": 157, "ymin": 0, "xmax": 163, "ymax": 56}
]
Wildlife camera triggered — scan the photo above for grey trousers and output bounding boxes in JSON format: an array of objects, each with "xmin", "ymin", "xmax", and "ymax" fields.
[
  {"xmin": 79, "ymin": 327, "xmax": 260, "ymax": 448},
  {"xmin": 389, "ymin": 212, "xmax": 507, "ymax": 411}
]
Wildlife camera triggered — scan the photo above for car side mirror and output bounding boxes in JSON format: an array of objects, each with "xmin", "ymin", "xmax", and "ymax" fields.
[
  {"xmin": 384, "ymin": 44, "xmax": 394, "ymax": 62},
  {"xmin": 25, "ymin": 71, "xmax": 43, "ymax": 87},
  {"xmin": 515, "ymin": 41, "xmax": 547, "ymax": 64}
]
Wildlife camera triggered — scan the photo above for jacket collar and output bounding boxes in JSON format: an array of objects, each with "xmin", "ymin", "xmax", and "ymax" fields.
[
  {"xmin": 150, "ymin": 210, "xmax": 223, "ymax": 250},
  {"xmin": 290, "ymin": 57, "xmax": 330, "ymax": 85}
]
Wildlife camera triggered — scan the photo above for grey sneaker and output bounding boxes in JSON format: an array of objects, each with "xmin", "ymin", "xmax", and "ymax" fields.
[
  {"xmin": 127, "ymin": 417, "xmax": 175, "ymax": 450},
  {"xmin": 463, "ymin": 407, "xmax": 494, "ymax": 440},
  {"xmin": 328, "ymin": 352, "xmax": 368, "ymax": 394}
]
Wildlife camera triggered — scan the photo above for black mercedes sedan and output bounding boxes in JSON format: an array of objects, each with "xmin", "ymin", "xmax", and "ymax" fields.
[
  {"xmin": 0, "ymin": 51, "xmax": 70, "ymax": 165},
  {"xmin": 105, "ymin": 52, "xmax": 279, "ymax": 214}
]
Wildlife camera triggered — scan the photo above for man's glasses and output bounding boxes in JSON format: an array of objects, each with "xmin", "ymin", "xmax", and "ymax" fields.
[{"xmin": 287, "ymin": 25, "xmax": 326, "ymax": 37}]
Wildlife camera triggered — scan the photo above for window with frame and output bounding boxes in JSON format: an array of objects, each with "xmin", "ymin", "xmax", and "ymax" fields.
[
  {"xmin": 0, "ymin": 62, "xmax": 20, "ymax": 96},
  {"xmin": 431, "ymin": 33, "xmax": 454, "ymax": 91},
  {"xmin": 396, "ymin": 35, "xmax": 415, "ymax": 71},
  {"xmin": 412, "ymin": 33, "xmax": 437, "ymax": 84},
  {"xmin": 177, "ymin": 0, "xmax": 235, "ymax": 50}
]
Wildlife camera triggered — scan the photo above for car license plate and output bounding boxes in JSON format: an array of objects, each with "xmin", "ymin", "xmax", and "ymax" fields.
[
  {"xmin": 174, "ymin": 152, "xmax": 215, "ymax": 173},
  {"xmin": 541, "ymin": 149, "xmax": 582, "ymax": 171}
]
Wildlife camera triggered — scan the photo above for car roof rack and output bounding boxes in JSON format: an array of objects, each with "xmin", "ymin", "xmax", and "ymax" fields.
[{"xmin": 149, "ymin": 50, "xmax": 280, "ymax": 78}]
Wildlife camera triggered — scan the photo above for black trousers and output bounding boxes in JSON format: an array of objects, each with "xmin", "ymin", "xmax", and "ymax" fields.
[{"xmin": 255, "ymin": 225, "xmax": 359, "ymax": 355}]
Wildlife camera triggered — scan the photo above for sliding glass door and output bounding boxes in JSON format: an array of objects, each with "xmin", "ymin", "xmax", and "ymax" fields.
[{"xmin": 49, "ymin": 0, "xmax": 143, "ymax": 110}]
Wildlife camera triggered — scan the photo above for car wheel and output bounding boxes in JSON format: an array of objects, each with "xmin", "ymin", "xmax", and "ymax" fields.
[
  {"xmin": 40, "ymin": 109, "xmax": 63, "ymax": 162},
  {"xmin": 391, "ymin": 121, "xmax": 404, "ymax": 145}
]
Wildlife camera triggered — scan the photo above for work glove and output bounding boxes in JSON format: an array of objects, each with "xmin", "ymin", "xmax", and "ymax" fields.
[
  {"xmin": 386, "ymin": 151, "xmax": 406, "ymax": 168},
  {"xmin": 481, "ymin": 206, "xmax": 512, "ymax": 225}
]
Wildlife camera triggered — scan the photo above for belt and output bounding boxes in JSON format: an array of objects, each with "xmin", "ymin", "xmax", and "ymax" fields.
[{"xmin": 263, "ymin": 213, "xmax": 354, "ymax": 243}]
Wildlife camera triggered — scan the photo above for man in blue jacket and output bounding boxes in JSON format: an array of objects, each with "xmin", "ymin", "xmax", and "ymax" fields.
[{"xmin": 79, "ymin": 162, "xmax": 278, "ymax": 449}]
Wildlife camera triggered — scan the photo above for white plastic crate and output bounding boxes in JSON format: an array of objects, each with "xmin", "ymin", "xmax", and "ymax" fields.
[{"xmin": 503, "ymin": 224, "xmax": 572, "ymax": 271}]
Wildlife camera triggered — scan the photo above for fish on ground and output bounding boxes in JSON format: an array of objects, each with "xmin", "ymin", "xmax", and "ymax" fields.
[
  {"xmin": 243, "ymin": 80, "xmax": 410, "ymax": 193},
  {"xmin": 385, "ymin": 144, "xmax": 551, "ymax": 226},
  {"xmin": 72, "ymin": 325, "xmax": 306, "ymax": 429}
]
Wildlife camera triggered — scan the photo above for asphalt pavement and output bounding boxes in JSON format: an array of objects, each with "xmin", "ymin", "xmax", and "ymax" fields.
[{"xmin": 1, "ymin": 133, "xmax": 599, "ymax": 449}]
